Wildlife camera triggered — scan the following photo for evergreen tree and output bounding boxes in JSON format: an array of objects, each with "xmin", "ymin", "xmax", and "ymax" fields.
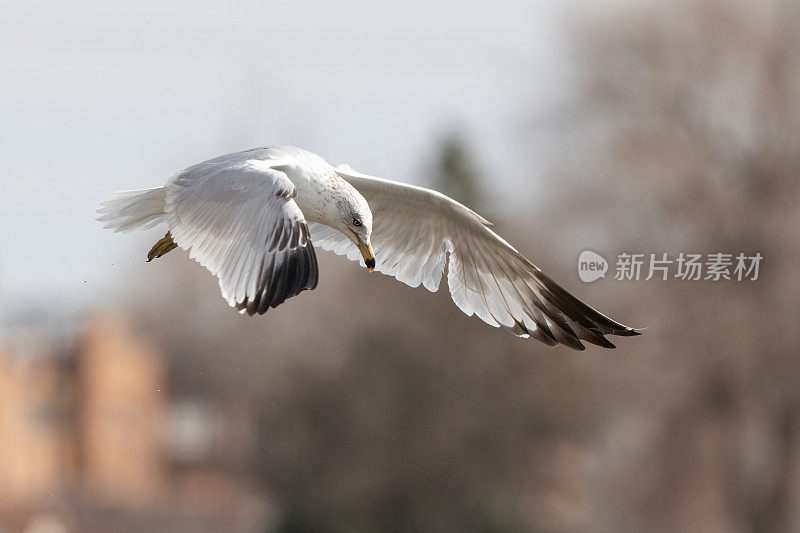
[{"xmin": 432, "ymin": 133, "xmax": 484, "ymax": 212}]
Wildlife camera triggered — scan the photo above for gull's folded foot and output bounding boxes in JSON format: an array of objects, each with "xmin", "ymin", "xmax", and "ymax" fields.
[{"xmin": 147, "ymin": 232, "xmax": 177, "ymax": 262}]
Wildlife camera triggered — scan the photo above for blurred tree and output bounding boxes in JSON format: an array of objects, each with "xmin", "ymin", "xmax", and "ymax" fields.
[
  {"xmin": 539, "ymin": 0, "xmax": 800, "ymax": 531},
  {"xmin": 254, "ymin": 344, "xmax": 562, "ymax": 533},
  {"xmin": 431, "ymin": 133, "xmax": 485, "ymax": 212}
]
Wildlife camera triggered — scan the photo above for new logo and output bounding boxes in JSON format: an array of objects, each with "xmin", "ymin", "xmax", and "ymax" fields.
[{"xmin": 578, "ymin": 250, "xmax": 608, "ymax": 283}]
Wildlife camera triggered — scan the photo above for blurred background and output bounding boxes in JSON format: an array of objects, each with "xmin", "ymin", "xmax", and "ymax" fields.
[{"xmin": 1, "ymin": 0, "xmax": 799, "ymax": 531}]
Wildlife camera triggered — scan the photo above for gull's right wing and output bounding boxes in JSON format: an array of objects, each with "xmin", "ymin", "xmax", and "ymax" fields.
[{"xmin": 310, "ymin": 164, "xmax": 638, "ymax": 350}]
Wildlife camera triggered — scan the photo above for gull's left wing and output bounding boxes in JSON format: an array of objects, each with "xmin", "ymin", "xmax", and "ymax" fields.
[
  {"xmin": 310, "ymin": 165, "xmax": 638, "ymax": 350},
  {"xmin": 165, "ymin": 158, "xmax": 318, "ymax": 315}
]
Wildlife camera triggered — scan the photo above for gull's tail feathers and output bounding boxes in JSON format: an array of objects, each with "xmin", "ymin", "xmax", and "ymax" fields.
[{"xmin": 96, "ymin": 187, "xmax": 167, "ymax": 233}]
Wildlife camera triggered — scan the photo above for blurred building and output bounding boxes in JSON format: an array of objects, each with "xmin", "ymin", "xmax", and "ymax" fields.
[
  {"xmin": 77, "ymin": 316, "xmax": 165, "ymax": 505},
  {"xmin": 0, "ymin": 340, "xmax": 66, "ymax": 505},
  {"xmin": 0, "ymin": 316, "xmax": 270, "ymax": 533}
]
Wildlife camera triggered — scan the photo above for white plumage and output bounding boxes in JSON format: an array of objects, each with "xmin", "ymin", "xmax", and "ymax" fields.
[{"xmin": 97, "ymin": 145, "xmax": 638, "ymax": 349}]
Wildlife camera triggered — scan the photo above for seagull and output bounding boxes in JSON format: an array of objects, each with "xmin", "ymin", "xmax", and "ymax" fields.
[{"xmin": 97, "ymin": 146, "xmax": 639, "ymax": 350}]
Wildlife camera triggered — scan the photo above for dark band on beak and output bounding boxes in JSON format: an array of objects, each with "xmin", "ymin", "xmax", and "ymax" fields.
[{"xmin": 349, "ymin": 229, "xmax": 375, "ymax": 272}]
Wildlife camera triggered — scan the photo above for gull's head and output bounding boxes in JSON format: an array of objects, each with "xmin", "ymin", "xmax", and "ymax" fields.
[
  {"xmin": 337, "ymin": 190, "xmax": 375, "ymax": 272},
  {"xmin": 271, "ymin": 151, "xmax": 375, "ymax": 271}
]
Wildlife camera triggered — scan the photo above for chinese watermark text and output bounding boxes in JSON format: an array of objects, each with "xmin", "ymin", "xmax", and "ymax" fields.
[{"xmin": 579, "ymin": 251, "xmax": 762, "ymax": 282}]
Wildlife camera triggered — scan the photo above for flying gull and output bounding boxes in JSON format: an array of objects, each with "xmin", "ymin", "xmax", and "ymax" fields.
[{"xmin": 96, "ymin": 146, "xmax": 639, "ymax": 350}]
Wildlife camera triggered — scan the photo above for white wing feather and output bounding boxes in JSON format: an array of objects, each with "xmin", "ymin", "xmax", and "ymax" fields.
[
  {"xmin": 166, "ymin": 158, "xmax": 318, "ymax": 315},
  {"xmin": 321, "ymin": 165, "xmax": 638, "ymax": 349}
]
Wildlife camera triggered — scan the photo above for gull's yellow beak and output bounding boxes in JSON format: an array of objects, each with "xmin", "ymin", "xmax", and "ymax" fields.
[{"xmin": 354, "ymin": 234, "xmax": 375, "ymax": 272}]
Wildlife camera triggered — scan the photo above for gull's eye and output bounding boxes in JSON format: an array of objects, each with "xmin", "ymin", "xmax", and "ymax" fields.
[{"xmin": 352, "ymin": 218, "xmax": 362, "ymax": 227}]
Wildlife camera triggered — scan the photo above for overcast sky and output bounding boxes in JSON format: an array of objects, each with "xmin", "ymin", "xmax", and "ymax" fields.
[{"xmin": 0, "ymin": 0, "xmax": 574, "ymax": 314}]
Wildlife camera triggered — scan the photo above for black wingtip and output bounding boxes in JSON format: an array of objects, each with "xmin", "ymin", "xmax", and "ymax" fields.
[{"xmin": 232, "ymin": 232, "xmax": 320, "ymax": 317}]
